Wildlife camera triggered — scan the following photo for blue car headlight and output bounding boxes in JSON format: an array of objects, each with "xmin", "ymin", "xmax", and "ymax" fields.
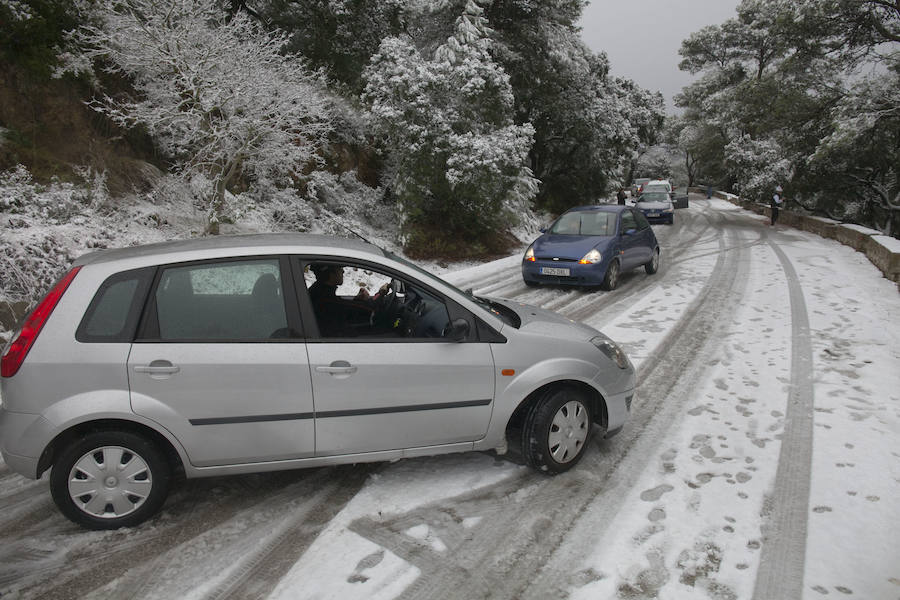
[{"xmin": 524, "ymin": 245, "xmax": 536, "ymax": 262}]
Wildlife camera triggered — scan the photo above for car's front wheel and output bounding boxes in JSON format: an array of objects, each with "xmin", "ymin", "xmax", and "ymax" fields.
[
  {"xmin": 522, "ymin": 387, "xmax": 593, "ymax": 473},
  {"xmin": 50, "ymin": 431, "xmax": 171, "ymax": 530},
  {"xmin": 600, "ymin": 260, "xmax": 620, "ymax": 290},
  {"xmin": 645, "ymin": 248, "xmax": 660, "ymax": 274}
]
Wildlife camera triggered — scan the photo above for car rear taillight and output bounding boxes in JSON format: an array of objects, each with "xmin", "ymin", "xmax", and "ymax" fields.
[{"xmin": 1, "ymin": 266, "xmax": 81, "ymax": 378}]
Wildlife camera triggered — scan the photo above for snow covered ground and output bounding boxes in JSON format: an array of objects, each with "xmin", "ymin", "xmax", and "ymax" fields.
[{"xmin": 1, "ymin": 197, "xmax": 898, "ymax": 599}]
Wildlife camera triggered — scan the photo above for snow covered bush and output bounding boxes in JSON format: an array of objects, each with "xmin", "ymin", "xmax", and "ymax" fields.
[
  {"xmin": 725, "ymin": 135, "xmax": 793, "ymax": 202},
  {"xmin": 65, "ymin": 0, "xmax": 335, "ymax": 234},
  {"xmin": 363, "ymin": 0, "xmax": 537, "ymax": 257},
  {"xmin": 0, "ymin": 164, "xmax": 108, "ymax": 222}
]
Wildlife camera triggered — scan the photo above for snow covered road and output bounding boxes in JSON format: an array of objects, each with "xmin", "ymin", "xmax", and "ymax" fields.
[{"xmin": 1, "ymin": 196, "xmax": 898, "ymax": 599}]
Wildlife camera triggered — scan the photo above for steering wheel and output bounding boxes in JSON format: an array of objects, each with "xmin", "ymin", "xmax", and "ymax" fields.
[{"xmin": 373, "ymin": 279, "xmax": 406, "ymax": 328}]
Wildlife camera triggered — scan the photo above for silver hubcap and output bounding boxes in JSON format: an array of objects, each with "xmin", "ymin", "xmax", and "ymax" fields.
[
  {"xmin": 608, "ymin": 263, "xmax": 618, "ymax": 286},
  {"xmin": 651, "ymin": 251, "xmax": 659, "ymax": 270},
  {"xmin": 68, "ymin": 446, "xmax": 152, "ymax": 519},
  {"xmin": 548, "ymin": 401, "xmax": 589, "ymax": 463}
]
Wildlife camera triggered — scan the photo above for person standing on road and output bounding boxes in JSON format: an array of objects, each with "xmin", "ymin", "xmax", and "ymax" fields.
[
  {"xmin": 617, "ymin": 188, "xmax": 627, "ymax": 205},
  {"xmin": 770, "ymin": 185, "xmax": 784, "ymax": 226}
]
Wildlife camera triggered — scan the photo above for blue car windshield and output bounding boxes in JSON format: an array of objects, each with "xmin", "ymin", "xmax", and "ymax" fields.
[{"xmin": 551, "ymin": 211, "xmax": 616, "ymax": 236}]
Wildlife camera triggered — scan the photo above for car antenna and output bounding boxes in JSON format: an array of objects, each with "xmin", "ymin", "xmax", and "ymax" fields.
[{"xmin": 328, "ymin": 215, "xmax": 380, "ymax": 248}]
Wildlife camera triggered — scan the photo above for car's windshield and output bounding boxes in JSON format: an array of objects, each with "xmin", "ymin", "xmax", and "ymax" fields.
[
  {"xmin": 637, "ymin": 193, "xmax": 670, "ymax": 204},
  {"xmin": 550, "ymin": 211, "xmax": 616, "ymax": 236},
  {"xmin": 386, "ymin": 251, "xmax": 518, "ymax": 326},
  {"xmin": 643, "ymin": 183, "xmax": 670, "ymax": 193}
]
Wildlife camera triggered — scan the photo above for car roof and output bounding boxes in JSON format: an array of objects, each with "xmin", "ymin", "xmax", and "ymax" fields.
[
  {"xmin": 73, "ymin": 233, "xmax": 384, "ymax": 268},
  {"xmin": 565, "ymin": 205, "xmax": 629, "ymax": 214}
]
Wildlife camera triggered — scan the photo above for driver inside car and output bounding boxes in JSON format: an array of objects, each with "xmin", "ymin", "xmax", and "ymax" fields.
[{"xmin": 308, "ymin": 264, "xmax": 389, "ymax": 337}]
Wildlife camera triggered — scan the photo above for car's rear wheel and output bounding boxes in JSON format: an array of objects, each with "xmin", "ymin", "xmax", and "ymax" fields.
[
  {"xmin": 600, "ymin": 260, "xmax": 620, "ymax": 290},
  {"xmin": 645, "ymin": 249, "xmax": 660, "ymax": 274},
  {"xmin": 522, "ymin": 387, "xmax": 593, "ymax": 473},
  {"xmin": 50, "ymin": 431, "xmax": 170, "ymax": 530}
]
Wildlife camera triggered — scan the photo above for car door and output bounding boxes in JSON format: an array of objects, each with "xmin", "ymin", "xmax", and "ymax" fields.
[
  {"xmin": 631, "ymin": 209, "xmax": 655, "ymax": 264},
  {"xmin": 128, "ymin": 256, "xmax": 315, "ymax": 467},
  {"xmin": 298, "ymin": 258, "xmax": 496, "ymax": 457},
  {"xmin": 618, "ymin": 210, "xmax": 646, "ymax": 270}
]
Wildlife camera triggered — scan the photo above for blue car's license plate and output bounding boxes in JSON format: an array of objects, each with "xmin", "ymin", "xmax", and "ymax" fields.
[{"xmin": 541, "ymin": 267, "xmax": 570, "ymax": 276}]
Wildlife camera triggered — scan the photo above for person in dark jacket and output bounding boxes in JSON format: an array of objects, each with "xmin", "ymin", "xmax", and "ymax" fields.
[
  {"xmin": 770, "ymin": 185, "xmax": 784, "ymax": 226},
  {"xmin": 308, "ymin": 264, "xmax": 375, "ymax": 336},
  {"xmin": 617, "ymin": 188, "xmax": 627, "ymax": 205}
]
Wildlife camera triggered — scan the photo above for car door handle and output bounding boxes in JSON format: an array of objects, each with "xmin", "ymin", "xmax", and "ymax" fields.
[
  {"xmin": 134, "ymin": 360, "xmax": 180, "ymax": 375},
  {"xmin": 315, "ymin": 361, "xmax": 357, "ymax": 376}
]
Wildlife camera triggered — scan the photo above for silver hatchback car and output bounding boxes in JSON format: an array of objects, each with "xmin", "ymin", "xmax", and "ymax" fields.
[{"xmin": 1, "ymin": 234, "xmax": 634, "ymax": 529}]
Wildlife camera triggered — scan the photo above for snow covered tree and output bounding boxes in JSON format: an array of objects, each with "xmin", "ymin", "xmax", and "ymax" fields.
[
  {"xmin": 675, "ymin": 0, "xmax": 900, "ymax": 233},
  {"xmin": 363, "ymin": 0, "xmax": 536, "ymax": 257},
  {"xmin": 251, "ymin": 0, "xmax": 405, "ymax": 94},
  {"xmin": 724, "ymin": 134, "xmax": 793, "ymax": 201},
  {"xmin": 67, "ymin": 0, "xmax": 333, "ymax": 234},
  {"xmin": 484, "ymin": 0, "xmax": 663, "ymax": 211}
]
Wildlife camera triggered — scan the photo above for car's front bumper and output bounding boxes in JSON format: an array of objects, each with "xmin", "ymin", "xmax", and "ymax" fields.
[
  {"xmin": 603, "ymin": 387, "xmax": 633, "ymax": 438},
  {"xmin": 639, "ymin": 210, "xmax": 674, "ymax": 222},
  {"xmin": 522, "ymin": 259, "xmax": 609, "ymax": 286}
]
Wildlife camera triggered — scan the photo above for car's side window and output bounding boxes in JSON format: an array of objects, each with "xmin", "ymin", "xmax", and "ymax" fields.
[
  {"xmin": 153, "ymin": 258, "xmax": 289, "ymax": 341},
  {"xmin": 633, "ymin": 210, "xmax": 651, "ymax": 230},
  {"xmin": 76, "ymin": 267, "xmax": 154, "ymax": 342},
  {"xmin": 621, "ymin": 211, "xmax": 637, "ymax": 232},
  {"xmin": 303, "ymin": 261, "xmax": 452, "ymax": 341}
]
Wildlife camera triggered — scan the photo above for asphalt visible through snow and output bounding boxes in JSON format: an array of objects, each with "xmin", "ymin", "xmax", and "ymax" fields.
[{"xmin": 0, "ymin": 195, "xmax": 885, "ymax": 599}]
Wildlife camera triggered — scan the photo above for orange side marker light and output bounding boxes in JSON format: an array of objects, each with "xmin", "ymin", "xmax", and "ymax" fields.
[{"xmin": 501, "ymin": 369, "xmax": 515, "ymax": 376}]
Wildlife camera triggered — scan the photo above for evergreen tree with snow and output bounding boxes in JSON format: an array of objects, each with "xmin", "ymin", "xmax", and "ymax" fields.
[{"xmin": 363, "ymin": 0, "xmax": 536, "ymax": 257}]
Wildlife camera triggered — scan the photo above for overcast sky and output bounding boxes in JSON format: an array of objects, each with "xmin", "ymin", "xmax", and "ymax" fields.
[{"xmin": 578, "ymin": 0, "xmax": 741, "ymax": 111}]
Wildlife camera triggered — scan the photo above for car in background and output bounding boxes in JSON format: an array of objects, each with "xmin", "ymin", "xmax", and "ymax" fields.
[
  {"xmin": 0, "ymin": 234, "xmax": 635, "ymax": 529},
  {"xmin": 642, "ymin": 179, "xmax": 673, "ymax": 197},
  {"xmin": 635, "ymin": 191, "xmax": 675, "ymax": 224},
  {"xmin": 631, "ymin": 178, "xmax": 651, "ymax": 198},
  {"xmin": 522, "ymin": 205, "xmax": 660, "ymax": 291}
]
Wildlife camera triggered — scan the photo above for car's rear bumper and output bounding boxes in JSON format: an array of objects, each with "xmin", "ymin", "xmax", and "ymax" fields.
[{"xmin": 0, "ymin": 407, "xmax": 44, "ymax": 479}]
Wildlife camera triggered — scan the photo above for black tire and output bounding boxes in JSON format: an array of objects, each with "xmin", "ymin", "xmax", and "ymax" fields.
[
  {"xmin": 50, "ymin": 431, "xmax": 171, "ymax": 530},
  {"xmin": 524, "ymin": 279, "xmax": 539, "ymax": 287},
  {"xmin": 521, "ymin": 387, "xmax": 593, "ymax": 473},
  {"xmin": 645, "ymin": 248, "xmax": 660, "ymax": 274},
  {"xmin": 600, "ymin": 260, "xmax": 620, "ymax": 291}
]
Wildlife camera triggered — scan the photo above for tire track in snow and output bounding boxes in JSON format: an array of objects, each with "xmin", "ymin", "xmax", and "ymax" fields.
[
  {"xmin": 206, "ymin": 466, "xmax": 372, "ymax": 600},
  {"xmin": 751, "ymin": 234, "xmax": 815, "ymax": 600},
  {"xmin": 348, "ymin": 221, "xmax": 753, "ymax": 599},
  {"xmin": 1, "ymin": 468, "xmax": 366, "ymax": 600}
]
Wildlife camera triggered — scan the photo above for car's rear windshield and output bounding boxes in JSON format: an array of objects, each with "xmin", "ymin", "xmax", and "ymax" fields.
[
  {"xmin": 643, "ymin": 183, "xmax": 670, "ymax": 193},
  {"xmin": 550, "ymin": 211, "xmax": 616, "ymax": 236}
]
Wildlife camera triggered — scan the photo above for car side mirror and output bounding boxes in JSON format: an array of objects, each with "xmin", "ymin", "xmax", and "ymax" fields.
[
  {"xmin": 539, "ymin": 226, "xmax": 547, "ymax": 233},
  {"xmin": 444, "ymin": 318, "xmax": 469, "ymax": 342}
]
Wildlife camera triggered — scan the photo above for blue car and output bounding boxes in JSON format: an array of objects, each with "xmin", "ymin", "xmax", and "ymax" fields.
[
  {"xmin": 522, "ymin": 205, "xmax": 660, "ymax": 290},
  {"xmin": 635, "ymin": 192, "xmax": 675, "ymax": 224}
]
